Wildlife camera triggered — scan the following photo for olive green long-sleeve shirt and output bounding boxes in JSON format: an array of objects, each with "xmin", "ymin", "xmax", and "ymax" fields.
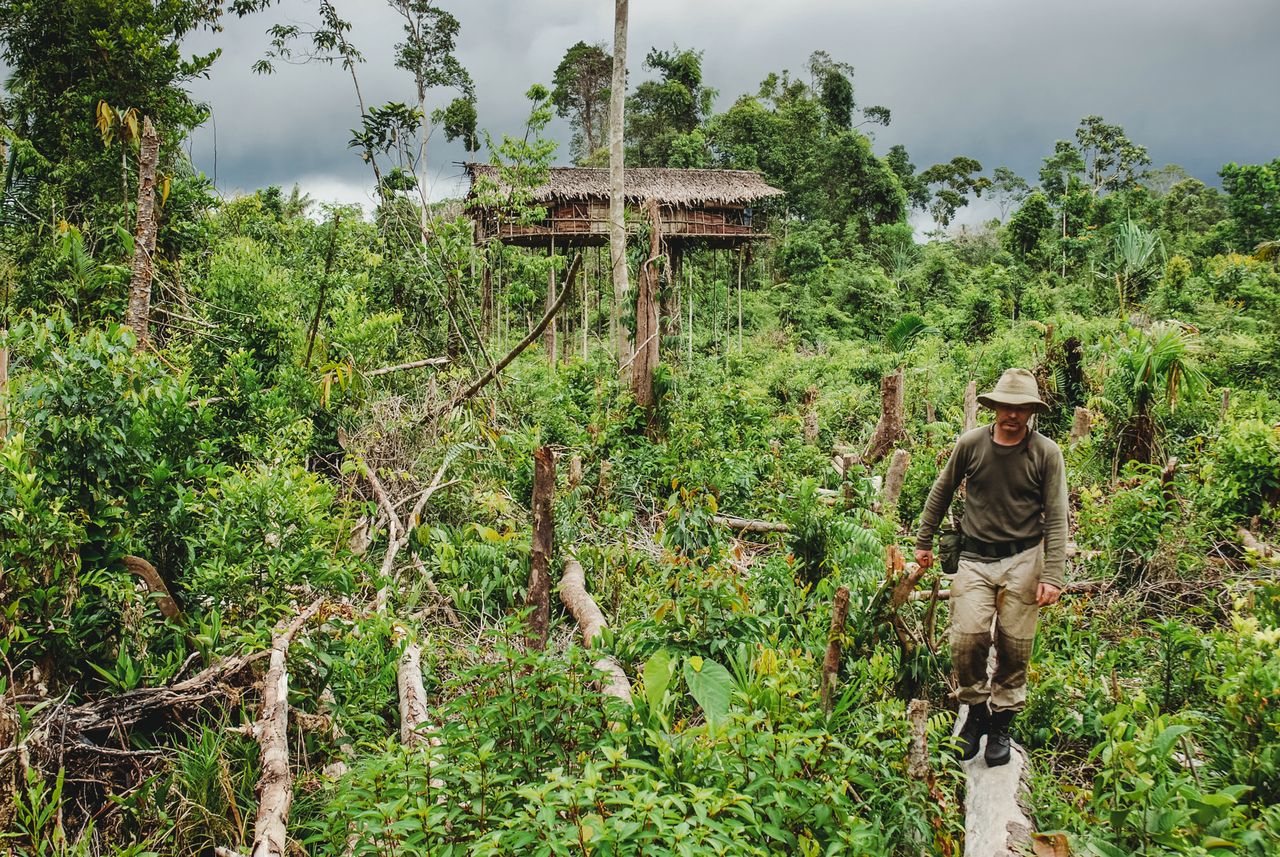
[{"xmin": 915, "ymin": 426, "xmax": 1069, "ymax": 587}]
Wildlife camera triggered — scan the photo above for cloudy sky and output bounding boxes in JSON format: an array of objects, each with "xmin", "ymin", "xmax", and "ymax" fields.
[{"xmin": 184, "ymin": 0, "xmax": 1277, "ymax": 224}]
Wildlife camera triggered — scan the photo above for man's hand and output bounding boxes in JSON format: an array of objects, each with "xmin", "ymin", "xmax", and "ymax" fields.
[
  {"xmin": 915, "ymin": 549, "xmax": 934, "ymax": 570},
  {"xmin": 1036, "ymin": 583, "xmax": 1062, "ymax": 606}
]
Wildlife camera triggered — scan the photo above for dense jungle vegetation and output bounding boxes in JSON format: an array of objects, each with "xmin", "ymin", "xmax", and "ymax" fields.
[{"xmin": 1, "ymin": 2, "xmax": 1278, "ymax": 855}]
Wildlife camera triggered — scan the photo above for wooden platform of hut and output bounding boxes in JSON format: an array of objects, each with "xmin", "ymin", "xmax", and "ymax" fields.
[{"xmin": 465, "ymin": 164, "xmax": 783, "ymax": 250}]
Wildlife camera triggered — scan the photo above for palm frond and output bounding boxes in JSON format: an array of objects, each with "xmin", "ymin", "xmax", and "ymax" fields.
[{"xmin": 885, "ymin": 313, "xmax": 937, "ymax": 353}]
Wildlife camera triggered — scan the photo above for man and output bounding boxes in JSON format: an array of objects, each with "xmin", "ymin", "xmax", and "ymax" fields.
[{"xmin": 915, "ymin": 368, "xmax": 1067, "ymax": 767}]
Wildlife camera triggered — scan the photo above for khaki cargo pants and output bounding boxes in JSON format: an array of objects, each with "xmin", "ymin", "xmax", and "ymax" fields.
[{"xmin": 949, "ymin": 544, "xmax": 1042, "ymax": 713}]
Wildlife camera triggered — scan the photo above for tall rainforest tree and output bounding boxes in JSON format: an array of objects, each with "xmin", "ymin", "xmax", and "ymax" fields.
[
  {"xmin": 707, "ymin": 66, "xmax": 905, "ymax": 235},
  {"xmin": 917, "ymin": 156, "xmax": 990, "ymax": 231},
  {"xmin": 551, "ymin": 41, "xmax": 612, "ymax": 165},
  {"xmin": 1074, "ymin": 114, "xmax": 1151, "ymax": 197},
  {"xmin": 625, "ymin": 45, "xmax": 717, "ymax": 167},
  {"xmin": 0, "ymin": 0, "xmax": 245, "ymax": 228},
  {"xmin": 1219, "ymin": 158, "xmax": 1280, "ymax": 251}
]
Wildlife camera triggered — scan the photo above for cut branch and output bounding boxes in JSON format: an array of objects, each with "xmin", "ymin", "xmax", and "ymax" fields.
[
  {"xmin": 365, "ymin": 356, "xmax": 449, "ymax": 378},
  {"xmin": 440, "ymin": 254, "xmax": 581, "ymax": 416},
  {"xmin": 908, "ymin": 580, "xmax": 1105, "ymax": 602},
  {"xmin": 122, "ymin": 555, "xmax": 181, "ymax": 622}
]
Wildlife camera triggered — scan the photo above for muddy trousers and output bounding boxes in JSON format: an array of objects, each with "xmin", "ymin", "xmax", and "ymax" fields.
[{"xmin": 949, "ymin": 544, "xmax": 1042, "ymax": 713}]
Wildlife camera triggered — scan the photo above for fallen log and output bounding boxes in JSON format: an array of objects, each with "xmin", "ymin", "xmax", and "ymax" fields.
[
  {"xmin": 711, "ymin": 514, "xmax": 790, "ymax": 534},
  {"xmin": 955, "ymin": 704, "xmax": 1034, "ymax": 857},
  {"xmin": 248, "ymin": 598, "xmax": 325, "ymax": 857},
  {"xmin": 1239, "ymin": 527, "xmax": 1275, "ymax": 559},
  {"xmin": 559, "ymin": 558, "xmax": 631, "ymax": 704}
]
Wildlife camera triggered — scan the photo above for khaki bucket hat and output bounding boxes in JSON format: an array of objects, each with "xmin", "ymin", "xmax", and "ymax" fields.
[{"xmin": 976, "ymin": 368, "xmax": 1048, "ymax": 412}]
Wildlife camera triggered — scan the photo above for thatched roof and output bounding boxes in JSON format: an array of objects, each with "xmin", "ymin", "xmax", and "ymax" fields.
[{"xmin": 465, "ymin": 164, "xmax": 783, "ymax": 207}]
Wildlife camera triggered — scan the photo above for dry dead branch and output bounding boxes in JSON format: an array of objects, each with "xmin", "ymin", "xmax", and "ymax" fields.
[
  {"xmin": 123, "ymin": 555, "xmax": 182, "ymax": 621},
  {"xmin": 1239, "ymin": 527, "xmax": 1275, "ymax": 559},
  {"xmin": 441, "ymin": 254, "xmax": 582, "ymax": 416},
  {"xmin": 559, "ymin": 558, "xmax": 632, "ymax": 703},
  {"xmin": 365, "ymin": 356, "xmax": 449, "ymax": 378}
]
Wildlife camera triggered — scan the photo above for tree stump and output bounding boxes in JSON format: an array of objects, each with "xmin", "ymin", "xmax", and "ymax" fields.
[
  {"xmin": 963, "ymin": 380, "xmax": 979, "ymax": 433},
  {"xmin": 819, "ymin": 586, "xmax": 851, "ymax": 712},
  {"xmin": 864, "ymin": 367, "xmax": 906, "ymax": 463},
  {"xmin": 1069, "ymin": 407, "xmax": 1091, "ymax": 445},
  {"xmin": 525, "ymin": 446, "xmax": 556, "ymax": 651},
  {"xmin": 882, "ymin": 449, "xmax": 911, "ymax": 510}
]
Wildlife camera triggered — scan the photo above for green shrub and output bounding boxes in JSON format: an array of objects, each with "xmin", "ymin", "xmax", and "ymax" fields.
[{"xmin": 1204, "ymin": 419, "xmax": 1280, "ymax": 518}]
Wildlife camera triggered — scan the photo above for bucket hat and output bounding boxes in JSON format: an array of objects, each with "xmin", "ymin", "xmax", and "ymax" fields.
[{"xmin": 976, "ymin": 368, "xmax": 1048, "ymax": 412}]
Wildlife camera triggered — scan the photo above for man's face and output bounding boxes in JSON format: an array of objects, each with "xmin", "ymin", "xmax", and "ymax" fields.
[{"xmin": 993, "ymin": 403, "xmax": 1036, "ymax": 434}]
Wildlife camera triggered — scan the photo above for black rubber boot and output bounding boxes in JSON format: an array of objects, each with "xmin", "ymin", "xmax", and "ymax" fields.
[
  {"xmin": 956, "ymin": 704, "xmax": 989, "ymax": 762},
  {"xmin": 985, "ymin": 709, "xmax": 1015, "ymax": 767}
]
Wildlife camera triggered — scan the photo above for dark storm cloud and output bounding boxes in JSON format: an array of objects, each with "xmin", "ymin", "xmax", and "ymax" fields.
[{"xmin": 184, "ymin": 0, "xmax": 1278, "ymax": 215}]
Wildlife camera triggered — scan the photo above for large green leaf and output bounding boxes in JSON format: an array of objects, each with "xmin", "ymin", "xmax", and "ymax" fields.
[
  {"xmin": 683, "ymin": 655, "xmax": 734, "ymax": 732},
  {"xmin": 642, "ymin": 648, "xmax": 675, "ymax": 720}
]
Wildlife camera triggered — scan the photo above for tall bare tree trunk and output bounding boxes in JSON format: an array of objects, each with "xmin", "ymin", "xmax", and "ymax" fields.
[
  {"xmin": 0, "ymin": 341, "xmax": 8, "ymax": 438},
  {"xmin": 609, "ymin": 0, "xmax": 630, "ymax": 368},
  {"xmin": 126, "ymin": 116, "xmax": 160, "ymax": 348},
  {"xmin": 631, "ymin": 199, "xmax": 661, "ymax": 418},
  {"xmin": 545, "ymin": 252, "xmax": 557, "ymax": 366},
  {"xmin": 525, "ymin": 446, "xmax": 556, "ymax": 651},
  {"xmin": 663, "ymin": 245, "xmax": 682, "ymax": 338}
]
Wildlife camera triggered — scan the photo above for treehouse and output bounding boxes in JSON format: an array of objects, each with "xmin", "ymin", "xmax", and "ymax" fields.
[{"xmin": 465, "ymin": 164, "xmax": 784, "ymax": 250}]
